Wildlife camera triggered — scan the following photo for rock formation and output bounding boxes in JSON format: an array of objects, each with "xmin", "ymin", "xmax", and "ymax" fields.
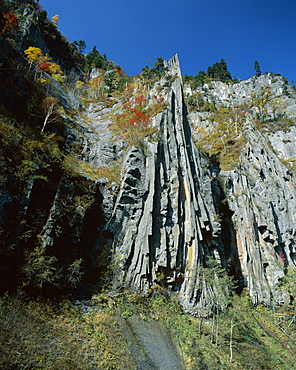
[
  {"xmin": 99, "ymin": 58, "xmax": 296, "ymax": 312},
  {"xmin": 1, "ymin": 4, "xmax": 296, "ymax": 312}
]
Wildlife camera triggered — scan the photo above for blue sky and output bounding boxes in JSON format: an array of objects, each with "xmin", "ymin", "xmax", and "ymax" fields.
[{"xmin": 39, "ymin": 0, "xmax": 296, "ymax": 82}]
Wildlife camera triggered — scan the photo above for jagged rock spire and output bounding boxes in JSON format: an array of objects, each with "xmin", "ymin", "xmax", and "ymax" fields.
[
  {"xmin": 106, "ymin": 73, "xmax": 237, "ymax": 313},
  {"xmin": 165, "ymin": 54, "xmax": 182, "ymax": 79}
]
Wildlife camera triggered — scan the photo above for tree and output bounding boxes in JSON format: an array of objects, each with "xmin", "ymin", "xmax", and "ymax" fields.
[
  {"xmin": 192, "ymin": 70, "xmax": 207, "ymax": 88},
  {"xmin": 71, "ymin": 39, "xmax": 86, "ymax": 53},
  {"xmin": 250, "ymin": 85, "xmax": 272, "ymax": 122},
  {"xmin": 207, "ymin": 59, "xmax": 232, "ymax": 82},
  {"xmin": 254, "ymin": 60, "xmax": 261, "ymax": 77},
  {"xmin": 0, "ymin": 11, "xmax": 18, "ymax": 34},
  {"xmin": 103, "ymin": 70, "xmax": 120, "ymax": 93},
  {"xmin": 109, "ymin": 94, "xmax": 157, "ymax": 146},
  {"xmin": 41, "ymin": 97, "xmax": 60, "ymax": 133},
  {"xmin": 24, "ymin": 46, "xmax": 44, "ymax": 65},
  {"xmin": 153, "ymin": 57, "xmax": 166, "ymax": 75},
  {"xmin": 51, "ymin": 14, "xmax": 59, "ymax": 25},
  {"xmin": 85, "ymin": 46, "xmax": 115, "ymax": 72},
  {"xmin": 197, "ymin": 257, "xmax": 236, "ymax": 345},
  {"xmin": 24, "ymin": 46, "xmax": 64, "ymax": 81},
  {"xmin": 141, "ymin": 65, "xmax": 153, "ymax": 80},
  {"xmin": 195, "ymin": 105, "xmax": 247, "ymax": 169}
]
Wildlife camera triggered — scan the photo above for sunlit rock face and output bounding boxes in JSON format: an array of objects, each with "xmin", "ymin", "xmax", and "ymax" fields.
[
  {"xmin": 106, "ymin": 77, "xmax": 228, "ymax": 298},
  {"xmin": 222, "ymin": 127, "xmax": 296, "ymax": 305},
  {"xmin": 100, "ymin": 56, "xmax": 296, "ymax": 312},
  {"xmin": 1, "ymin": 26, "xmax": 295, "ymax": 309}
]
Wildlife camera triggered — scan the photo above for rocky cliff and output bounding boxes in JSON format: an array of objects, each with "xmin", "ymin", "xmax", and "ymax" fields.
[
  {"xmin": 1, "ymin": 5, "xmax": 296, "ymax": 311},
  {"xmin": 60, "ymin": 56, "xmax": 295, "ymax": 313}
]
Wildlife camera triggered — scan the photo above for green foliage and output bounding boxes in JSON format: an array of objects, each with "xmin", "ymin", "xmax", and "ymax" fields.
[
  {"xmin": 141, "ymin": 56, "xmax": 167, "ymax": 82},
  {"xmin": 103, "ymin": 69, "xmax": 120, "ymax": 92},
  {"xmin": 254, "ymin": 60, "xmax": 261, "ymax": 77},
  {"xmin": 0, "ymin": 294, "xmax": 136, "ymax": 369},
  {"xmin": 153, "ymin": 56, "xmax": 167, "ymax": 75},
  {"xmin": 71, "ymin": 39, "xmax": 86, "ymax": 53},
  {"xmin": 183, "ymin": 61, "xmax": 233, "ymax": 89},
  {"xmin": 84, "ymin": 46, "xmax": 117, "ymax": 72},
  {"xmin": 250, "ymin": 85, "xmax": 272, "ymax": 122},
  {"xmin": 183, "ymin": 72, "xmax": 208, "ymax": 88},
  {"xmin": 185, "ymin": 91, "xmax": 215, "ymax": 112},
  {"xmin": 192, "ymin": 70, "xmax": 208, "ymax": 88},
  {"xmin": 207, "ymin": 59, "xmax": 232, "ymax": 82},
  {"xmin": 22, "ymin": 245, "xmax": 60, "ymax": 290},
  {"xmin": 1, "ymin": 288, "xmax": 296, "ymax": 370},
  {"xmin": 200, "ymin": 257, "xmax": 237, "ymax": 312}
]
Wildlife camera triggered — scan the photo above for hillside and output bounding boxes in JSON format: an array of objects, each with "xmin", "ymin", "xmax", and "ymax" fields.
[{"xmin": 0, "ymin": 2, "xmax": 296, "ymax": 369}]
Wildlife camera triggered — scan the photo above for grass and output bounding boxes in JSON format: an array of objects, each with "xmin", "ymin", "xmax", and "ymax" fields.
[
  {"xmin": 1, "ymin": 288, "xmax": 296, "ymax": 369},
  {"xmin": 0, "ymin": 294, "xmax": 136, "ymax": 370}
]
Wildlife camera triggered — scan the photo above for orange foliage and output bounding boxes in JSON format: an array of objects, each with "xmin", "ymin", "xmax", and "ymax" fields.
[
  {"xmin": 39, "ymin": 61, "xmax": 51, "ymax": 74},
  {"xmin": 1, "ymin": 12, "xmax": 18, "ymax": 34},
  {"xmin": 109, "ymin": 94, "xmax": 156, "ymax": 146}
]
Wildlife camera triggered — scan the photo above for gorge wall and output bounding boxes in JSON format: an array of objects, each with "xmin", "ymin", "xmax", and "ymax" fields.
[
  {"xmin": 1, "ymin": 5, "xmax": 296, "ymax": 312},
  {"xmin": 98, "ymin": 63, "xmax": 296, "ymax": 312}
]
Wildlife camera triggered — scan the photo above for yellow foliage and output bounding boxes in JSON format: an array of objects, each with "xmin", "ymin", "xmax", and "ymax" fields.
[
  {"xmin": 51, "ymin": 14, "xmax": 59, "ymax": 25},
  {"xmin": 24, "ymin": 46, "xmax": 44, "ymax": 63},
  {"xmin": 75, "ymin": 80, "xmax": 84, "ymax": 89},
  {"xmin": 47, "ymin": 62, "xmax": 62, "ymax": 75},
  {"xmin": 24, "ymin": 46, "xmax": 64, "ymax": 81},
  {"xmin": 194, "ymin": 105, "xmax": 247, "ymax": 170}
]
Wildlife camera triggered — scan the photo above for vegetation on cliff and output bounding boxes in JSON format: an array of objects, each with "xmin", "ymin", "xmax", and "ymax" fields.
[{"xmin": 0, "ymin": 1, "xmax": 296, "ymax": 369}]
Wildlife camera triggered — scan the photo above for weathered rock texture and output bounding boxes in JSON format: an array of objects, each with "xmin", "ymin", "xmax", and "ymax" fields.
[
  {"xmin": 186, "ymin": 73, "xmax": 296, "ymax": 308},
  {"xmin": 101, "ymin": 69, "xmax": 241, "ymax": 313},
  {"xmin": 1, "ymin": 18, "xmax": 296, "ymax": 311},
  {"xmin": 222, "ymin": 126, "xmax": 296, "ymax": 305},
  {"xmin": 99, "ymin": 59, "xmax": 296, "ymax": 311}
]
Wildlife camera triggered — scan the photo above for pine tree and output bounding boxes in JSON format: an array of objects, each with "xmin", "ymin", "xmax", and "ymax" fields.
[
  {"xmin": 207, "ymin": 59, "xmax": 232, "ymax": 82},
  {"xmin": 254, "ymin": 60, "xmax": 261, "ymax": 77}
]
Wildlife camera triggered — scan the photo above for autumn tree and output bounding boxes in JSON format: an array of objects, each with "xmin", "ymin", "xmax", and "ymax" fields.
[
  {"xmin": 51, "ymin": 14, "xmax": 59, "ymax": 25},
  {"xmin": 88, "ymin": 71, "xmax": 104, "ymax": 99},
  {"xmin": 0, "ymin": 11, "xmax": 18, "ymax": 34},
  {"xmin": 194, "ymin": 105, "xmax": 247, "ymax": 169},
  {"xmin": 109, "ymin": 95, "xmax": 157, "ymax": 146},
  {"xmin": 24, "ymin": 46, "xmax": 64, "ymax": 81}
]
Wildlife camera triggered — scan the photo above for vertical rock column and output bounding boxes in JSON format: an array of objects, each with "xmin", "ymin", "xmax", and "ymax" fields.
[
  {"xmin": 223, "ymin": 127, "xmax": 296, "ymax": 305},
  {"xmin": 107, "ymin": 76, "xmax": 224, "ymax": 312}
]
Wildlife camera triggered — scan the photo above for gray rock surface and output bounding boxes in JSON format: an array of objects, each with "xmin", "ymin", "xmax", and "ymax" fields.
[
  {"xmin": 99, "ymin": 58, "xmax": 296, "ymax": 310},
  {"xmin": 117, "ymin": 314, "xmax": 183, "ymax": 370},
  {"xmin": 102, "ymin": 63, "xmax": 240, "ymax": 313}
]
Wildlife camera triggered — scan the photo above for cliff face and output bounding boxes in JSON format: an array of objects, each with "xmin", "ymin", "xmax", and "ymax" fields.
[
  {"xmin": 223, "ymin": 127, "xmax": 296, "ymax": 305},
  {"xmin": 102, "ymin": 76, "xmax": 239, "ymax": 313},
  {"xmin": 186, "ymin": 72, "xmax": 296, "ymax": 307},
  {"xmin": 1, "ymin": 7, "xmax": 296, "ymax": 309},
  {"xmin": 98, "ymin": 60, "xmax": 296, "ymax": 311},
  {"xmin": 52, "ymin": 56, "xmax": 292, "ymax": 313}
]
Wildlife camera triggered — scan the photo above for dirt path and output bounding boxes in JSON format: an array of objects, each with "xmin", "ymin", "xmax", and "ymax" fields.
[{"xmin": 116, "ymin": 314, "xmax": 183, "ymax": 369}]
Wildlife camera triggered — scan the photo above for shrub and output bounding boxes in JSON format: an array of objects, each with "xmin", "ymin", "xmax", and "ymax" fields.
[{"xmin": 109, "ymin": 95, "xmax": 158, "ymax": 147}]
